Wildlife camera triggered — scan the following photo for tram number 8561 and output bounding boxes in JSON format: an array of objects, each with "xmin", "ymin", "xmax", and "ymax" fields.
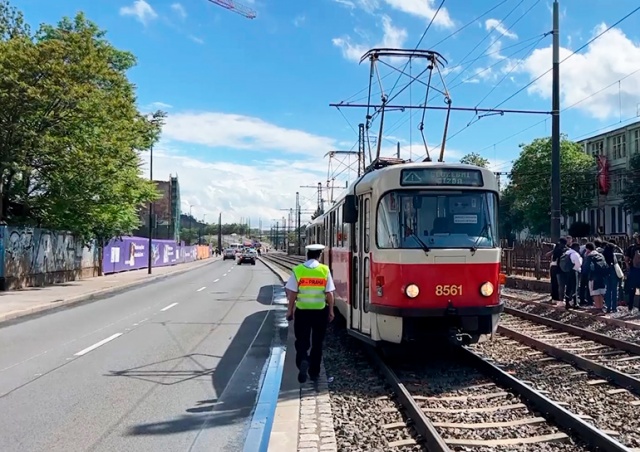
[{"xmin": 435, "ymin": 285, "xmax": 463, "ymax": 296}]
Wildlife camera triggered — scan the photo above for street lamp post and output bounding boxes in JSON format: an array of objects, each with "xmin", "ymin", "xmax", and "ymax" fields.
[{"xmin": 147, "ymin": 144, "xmax": 154, "ymax": 275}]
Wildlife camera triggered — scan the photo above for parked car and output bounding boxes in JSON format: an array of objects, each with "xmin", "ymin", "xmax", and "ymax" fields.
[
  {"xmin": 238, "ymin": 249, "xmax": 256, "ymax": 265},
  {"xmin": 223, "ymin": 248, "xmax": 236, "ymax": 260}
]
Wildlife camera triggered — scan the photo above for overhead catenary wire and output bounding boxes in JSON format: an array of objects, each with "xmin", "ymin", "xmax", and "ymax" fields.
[{"xmin": 420, "ymin": 6, "xmax": 640, "ymax": 161}]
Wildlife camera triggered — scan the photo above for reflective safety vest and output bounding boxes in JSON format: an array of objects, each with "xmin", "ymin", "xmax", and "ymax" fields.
[{"xmin": 293, "ymin": 263, "xmax": 330, "ymax": 310}]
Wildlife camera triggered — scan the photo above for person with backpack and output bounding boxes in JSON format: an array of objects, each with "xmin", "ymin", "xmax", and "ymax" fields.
[
  {"xmin": 624, "ymin": 232, "xmax": 640, "ymax": 313},
  {"xmin": 585, "ymin": 242, "xmax": 608, "ymax": 313},
  {"xmin": 558, "ymin": 242, "xmax": 582, "ymax": 309},
  {"xmin": 603, "ymin": 242, "xmax": 622, "ymax": 314},
  {"xmin": 546, "ymin": 237, "xmax": 569, "ymax": 303}
]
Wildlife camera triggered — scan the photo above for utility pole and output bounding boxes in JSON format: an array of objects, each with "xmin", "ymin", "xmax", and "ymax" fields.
[
  {"xmin": 217, "ymin": 212, "xmax": 222, "ymax": 252},
  {"xmin": 276, "ymin": 221, "xmax": 279, "ymax": 250},
  {"xmin": 550, "ymin": 0, "xmax": 561, "ymax": 242},
  {"xmin": 397, "ymin": 141, "xmax": 400, "ymax": 158},
  {"xmin": 296, "ymin": 191, "xmax": 301, "ymax": 255},
  {"xmin": 147, "ymin": 144, "xmax": 154, "ymax": 275},
  {"xmin": 358, "ymin": 123, "xmax": 365, "ymax": 175}
]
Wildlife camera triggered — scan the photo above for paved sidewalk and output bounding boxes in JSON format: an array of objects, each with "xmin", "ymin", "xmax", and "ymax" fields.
[{"xmin": 0, "ymin": 255, "xmax": 222, "ymax": 324}]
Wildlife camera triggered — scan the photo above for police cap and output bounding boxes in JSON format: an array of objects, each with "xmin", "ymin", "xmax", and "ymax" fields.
[{"xmin": 305, "ymin": 244, "xmax": 326, "ymax": 251}]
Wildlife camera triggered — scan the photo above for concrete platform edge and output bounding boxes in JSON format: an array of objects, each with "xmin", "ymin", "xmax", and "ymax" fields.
[{"xmin": 0, "ymin": 257, "xmax": 219, "ymax": 326}]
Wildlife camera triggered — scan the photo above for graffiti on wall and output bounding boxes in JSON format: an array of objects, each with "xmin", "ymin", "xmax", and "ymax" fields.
[{"xmin": 2, "ymin": 227, "xmax": 95, "ymax": 278}]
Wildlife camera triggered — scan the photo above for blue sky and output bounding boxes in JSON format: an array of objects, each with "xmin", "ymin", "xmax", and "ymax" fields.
[{"xmin": 14, "ymin": 0, "xmax": 640, "ymax": 226}]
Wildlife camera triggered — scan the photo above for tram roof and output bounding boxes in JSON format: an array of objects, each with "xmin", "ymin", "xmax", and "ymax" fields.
[{"xmin": 308, "ymin": 162, "xmax": 498, "ymax": 226}]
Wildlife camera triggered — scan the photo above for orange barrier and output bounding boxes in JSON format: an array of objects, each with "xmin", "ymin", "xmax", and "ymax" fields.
[{"xmin": 196, "ymin": 245, "xmax": 211, "ymax": 260}]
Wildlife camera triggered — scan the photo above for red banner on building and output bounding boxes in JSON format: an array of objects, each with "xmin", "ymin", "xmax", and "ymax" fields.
[{"xmin": 596, "ymin": 155, "xmax": 610, "ymax": 195}]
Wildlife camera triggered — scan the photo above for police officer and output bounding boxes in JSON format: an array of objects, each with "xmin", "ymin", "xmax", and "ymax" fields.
[{"xmin": 285, "ymin": 244, "xmax": 336, "ymax": 383}]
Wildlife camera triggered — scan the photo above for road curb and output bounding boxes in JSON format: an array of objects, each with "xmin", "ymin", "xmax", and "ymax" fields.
[{"xmin": 0, "ymin": 257, "xmax": 221, "ymax": 327}]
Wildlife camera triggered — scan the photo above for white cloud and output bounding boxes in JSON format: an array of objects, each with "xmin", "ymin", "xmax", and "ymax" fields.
[
  {"xmin": 189, "ymin": 35, "xmax": 204, "ymax": 44},
  {"xmin": 171, "ymin": 3, "xmax": 187, "ymax": 19},
  {"xmin": 383, "ymin": 0, "xmax": 453, "ymax": 28},
  {"xmin": 140, "ymin": 150, "xmax": 332, "ymax": 225},
  {"xmin": 161, "ymin": 112, "xmax": 337, "ymax": 158},
  {"xmin": 522, "ymin": 24, "xmax": 640, "ymax": 120},
  {"xmin": 119, "ymin": 0, "xmax": 158, "ymax": 26},
  {"xmin": 143, "ymin": 101, "xmax": 173, "ymax": 111},
  {"xmin": 333, "ymin": 15, "xmax": 407, "ymax": 62},
  {"xmin": 293, "ymin": 15, "xmax": 306, "ymax": 27},
  {"xmin": 485, "ymin": 18, "xmax": 518, "ymax": 40}
]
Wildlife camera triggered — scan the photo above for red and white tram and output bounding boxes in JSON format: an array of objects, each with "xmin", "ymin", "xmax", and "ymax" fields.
[{"xmin": 306, "ymin": 161, "xmax": 505, "ymax": 345}]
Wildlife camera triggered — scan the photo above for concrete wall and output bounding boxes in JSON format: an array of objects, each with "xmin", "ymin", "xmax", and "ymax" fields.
[{"xmin": 0, "ymin": 226, "xmax": 99, "ymax": 290}]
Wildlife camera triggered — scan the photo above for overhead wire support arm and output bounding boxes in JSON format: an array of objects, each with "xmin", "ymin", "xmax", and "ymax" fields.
[{"xmin": 328, "ymin": 103, "xmax": 551, "ymax": 115}]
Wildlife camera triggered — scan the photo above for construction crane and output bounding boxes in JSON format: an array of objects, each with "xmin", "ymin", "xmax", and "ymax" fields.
[{"xmin": 207, "ymin": 0, "xmax": 257, "ymax": 19}]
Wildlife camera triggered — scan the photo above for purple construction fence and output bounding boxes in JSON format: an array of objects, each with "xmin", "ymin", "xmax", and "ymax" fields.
[{"xmin": 102, "ymin": 236, "xmax": 199, "ymax": 275}]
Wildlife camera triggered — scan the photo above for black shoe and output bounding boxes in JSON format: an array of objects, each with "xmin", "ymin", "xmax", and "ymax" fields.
[{"xmin": 298, "ymin": 360, "xmax": 309, "ymax": 384}]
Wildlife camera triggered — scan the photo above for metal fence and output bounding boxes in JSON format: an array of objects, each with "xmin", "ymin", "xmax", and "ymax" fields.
[{"xmin": 501, "ymin": 236, "xmax": 632, "ymax": 280}]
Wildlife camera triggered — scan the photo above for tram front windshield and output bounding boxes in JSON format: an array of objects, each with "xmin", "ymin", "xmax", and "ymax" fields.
[{"xmin": 376, "ymin": 190, "xmax": 499, "ymax": 249}]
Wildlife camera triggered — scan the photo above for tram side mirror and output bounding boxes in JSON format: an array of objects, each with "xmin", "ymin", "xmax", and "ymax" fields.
[{"xmin": 343, "ymin": 195, "xmax": 358, "ymax": 224}]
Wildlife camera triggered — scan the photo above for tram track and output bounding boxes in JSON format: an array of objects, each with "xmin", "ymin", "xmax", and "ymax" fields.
[{"xmin": 261, "ymin": 253, "xmax": 635, "ymax": 450}]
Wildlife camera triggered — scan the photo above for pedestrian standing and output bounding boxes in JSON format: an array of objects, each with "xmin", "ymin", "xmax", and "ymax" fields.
[
  {"xmin": 625, "ymin": 233, "xmax": 640, "ymax": 313},
  {"xmin": 547, "ymin": 238, "xmax": 568, "ymax": 303},
  {"xmin": 285, "ymin": 244, "xmax": 336, "ymax": 384}
]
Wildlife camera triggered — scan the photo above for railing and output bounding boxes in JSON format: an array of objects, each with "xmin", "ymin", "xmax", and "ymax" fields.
[{"xmin": 501, "ymin": 235, "xmax": 632, "ymax": 280}]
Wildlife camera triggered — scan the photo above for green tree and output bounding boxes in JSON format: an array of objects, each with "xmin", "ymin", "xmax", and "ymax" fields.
[
  {"xmin": 460, "ymin": 152, "xmax": 490, "ymax": 168},
  {"xmin": 0, "ymin": 5, "xmax": 165, "ymax": 272},
  {"xmin": 498, "ymin": 184, "xmax": 525, "ymax": 240},
  {"xmin": 510, "ymin": 136, "xmax": 594, "ymax": 236},
  {"xmin": 622, "ymin": 153, "xmax": 640, "ymax": 216}
]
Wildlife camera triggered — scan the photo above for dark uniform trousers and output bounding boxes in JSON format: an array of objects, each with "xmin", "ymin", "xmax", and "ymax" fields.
[{"xmin": 294, "ymin": 306, "xmax": 329, "ymax": 378}]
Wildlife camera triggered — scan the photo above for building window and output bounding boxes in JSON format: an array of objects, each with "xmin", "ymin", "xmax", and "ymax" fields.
[
  {"xmin": 611, "ymin": 207, "xmax": 616, "ymax": 233},
  {"xmin": 611, "ymin": 134, "xmax": 626, "ymax": 159},
  {"xmin": 588, "ymin": 140, "xmax": 604, "ymax": 157},
  {"xmin": 617, "ymin": 206, "xmax": 624, "ymax": 234},
  {"xmin": 633, "ymin": 129, "xmax": 640, "ymax": 154}
]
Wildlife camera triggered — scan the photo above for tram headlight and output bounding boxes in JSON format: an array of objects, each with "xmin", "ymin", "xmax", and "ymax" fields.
[
  {"xmin": 480, "ymin": 281, "xmax": 494, "ymax": 297},
  {"xmin": 405, "ymin": 284, "xmax": 420, "ymax": 298}
]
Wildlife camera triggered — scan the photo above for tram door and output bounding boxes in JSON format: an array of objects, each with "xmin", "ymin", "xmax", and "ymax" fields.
[{"xmin": 351, "ymin": 194, "xmax": 371, "ymax": 335}]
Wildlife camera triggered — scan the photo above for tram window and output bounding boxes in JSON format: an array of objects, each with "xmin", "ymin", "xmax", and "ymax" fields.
[
  {"xmin": 364, "ymin": 198, "xmax": 370, "ymax": 253},
  {"xmin": 336, "ymin": 207, "xmax": 342, "ymax": 247},
  {"xmin": 352, "ymin": 256, "xmax": 358, "ymax": 309},
  {"xmin": 329, "ymin": 211, "xmax": 337, "ymax": 246},
  {"xmin": 376, "ymin": 190, "xmax": 498, "ymax": 249},
  {"xmin": 363, "ymin": 257, "xmax": 370, "ymax": 313}
]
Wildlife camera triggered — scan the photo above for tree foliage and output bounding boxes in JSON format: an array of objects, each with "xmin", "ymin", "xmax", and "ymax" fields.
[
  {"xmin": 509, "ymin": 136, "xmax": 594, "ymax": 235},
  {"xmin": 621, "ymin": 153, "xmax": 640, "ymax": 215},
  {"xmin": 0, "ymin": 2, "xmax": 164, "ymax": 248},
  {"xmin": 459, "ymin": 152, "xmax": 490, "ymax": 168},
  {"xmin": 498, "ymin": 184, "xmax": 525, "ymax": 241}
]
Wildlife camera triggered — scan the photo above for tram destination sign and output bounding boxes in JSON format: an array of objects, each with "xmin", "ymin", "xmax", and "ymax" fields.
[{"xmin": 400, "ymin": 168, "xmax": 484, "ymax": 187}]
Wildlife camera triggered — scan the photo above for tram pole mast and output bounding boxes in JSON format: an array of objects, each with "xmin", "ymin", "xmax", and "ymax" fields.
[{"xmin": 550, "ymin": 0, "xmax": 561, "ymax": 242}]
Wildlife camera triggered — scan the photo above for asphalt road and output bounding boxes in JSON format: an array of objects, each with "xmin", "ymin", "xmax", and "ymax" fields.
[{"xmin": 0, "ymin": 258, "xmax": 284, "ymax": 452}]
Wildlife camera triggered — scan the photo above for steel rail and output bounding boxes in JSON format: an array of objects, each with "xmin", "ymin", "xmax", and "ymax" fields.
[
  {"xmin": 497, "ymin": 324, "xmax": 640, "ymax": 396},
  {"xmin": 501, "ymin": 293, "xmax": 640, "ymax": 332},
  {"xmin": 505, "ymin": 306, "xmax": 640, "ymax": 355},
  {"xmin": 364, "ymin": 345, "xmax": 451, "ymax": 452},
  {"xmin": 459, "ymin": 346, "xmax": 631, "ymax": 452}
]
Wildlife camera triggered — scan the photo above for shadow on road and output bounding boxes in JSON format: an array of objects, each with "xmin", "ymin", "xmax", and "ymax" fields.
[{"xmin": 106, "ymin": 309, "xmax": 275, "ymax": 437}]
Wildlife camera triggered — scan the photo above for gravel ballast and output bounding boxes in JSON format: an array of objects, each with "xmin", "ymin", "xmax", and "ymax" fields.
[
  {"xmin": 323, "ymin": 325, "xmax": 425, "ymax": 452},
  {"xmin": 472, "ymin": 336, "xmax": 640, "ymax": 449}
]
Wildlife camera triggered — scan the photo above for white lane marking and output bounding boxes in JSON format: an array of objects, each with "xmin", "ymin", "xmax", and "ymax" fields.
[
  {"xmin": 197, "ymin": 286, "xmax": 206, "ymax": 292},
  {"xmin": 160, "ymin": 303, "xmax": 179, "ymax": 312},
  {"xmin": 214, "ymin": 278, "xmax": 220, "ymax": 283},
  {"xmin": 223, "ymin": 273, "xmax": 227, "ymax": 277},
  {"xmin": 74, "ymin": 333, "xmax": 123, "ymax": 356},
  {"xmin": 132, "ymin": 318, "xmax": 149, "ymax": 326}
]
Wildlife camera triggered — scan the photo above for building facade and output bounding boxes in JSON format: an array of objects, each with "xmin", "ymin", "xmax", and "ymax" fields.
[
  {"xmin": 134, "ymin": 175, "xmax": 181, "ymax": 241},
  {"xmin": 574, "ymin": 119, "xmax": 640, "ymax": 235}
]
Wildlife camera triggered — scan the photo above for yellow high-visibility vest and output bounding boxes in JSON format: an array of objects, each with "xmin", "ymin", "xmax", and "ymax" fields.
[{"xmin": 293, "ymin": 263, "xmax": 329, "ymax": 310}]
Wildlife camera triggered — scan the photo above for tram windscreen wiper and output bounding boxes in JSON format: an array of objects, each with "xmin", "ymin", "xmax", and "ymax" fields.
[
  {"xmin": 410, "ymin": 233, "xmax": 430, "ymax": 253},
  {"xmin": 470, "ymin": 222, "xmax": 490, "ymax": 252}
]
